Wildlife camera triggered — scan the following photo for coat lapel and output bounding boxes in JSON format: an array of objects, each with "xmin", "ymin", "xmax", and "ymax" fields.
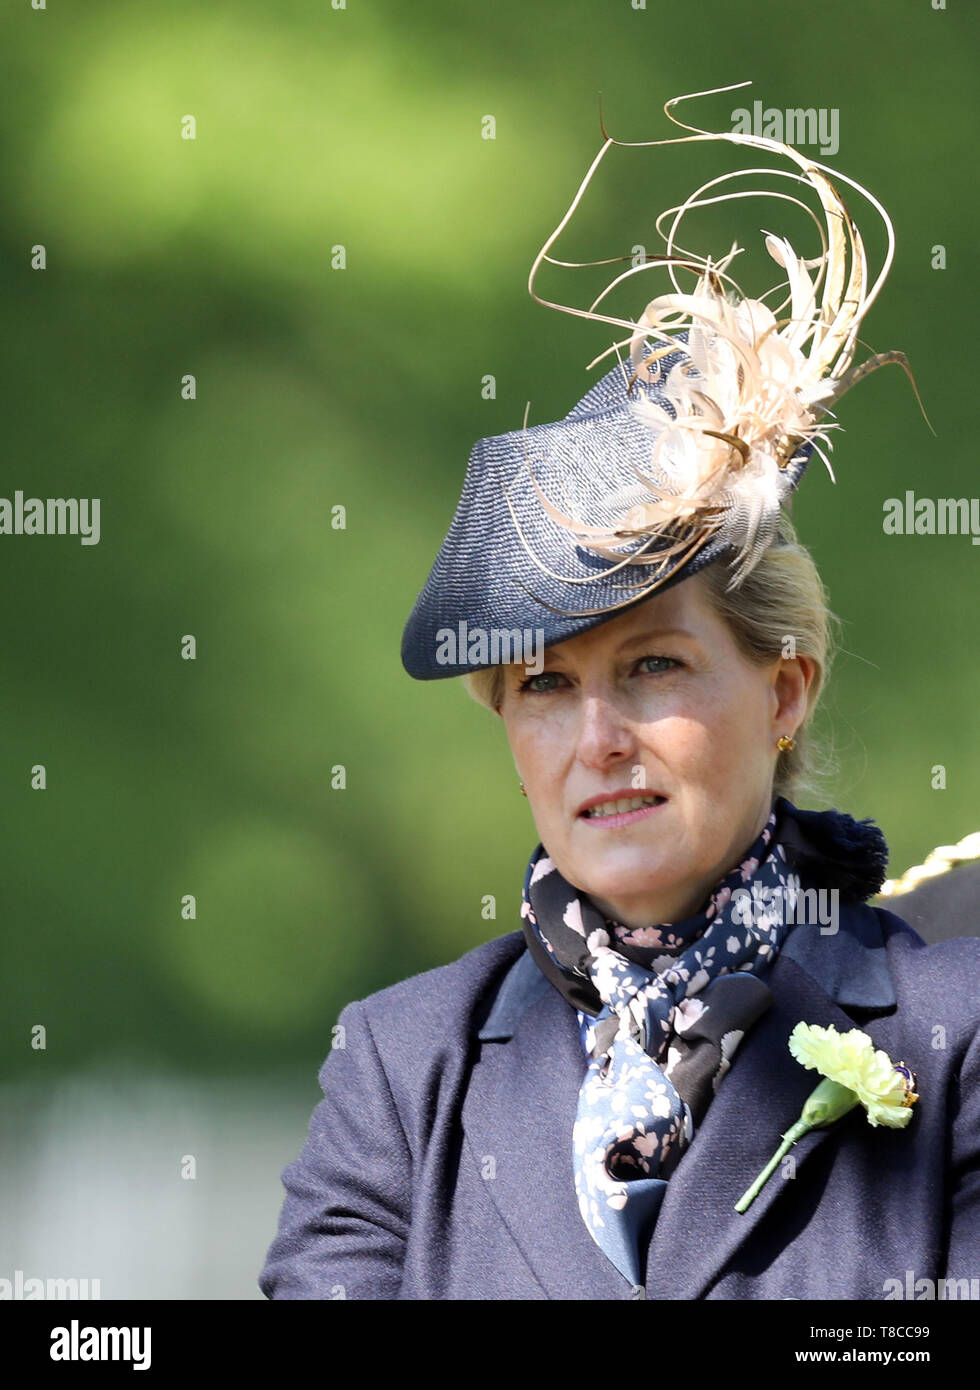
[
  {"xmin": 642, "ymin": 946, "xmax": 887, "ymax": 1298},
  {"xmin": 464, "ymin": 960, "xmax": 632, "ymax": 1299},
  {"xmin": 464, "ymin": 902, "xmax": 898, "ymax": 1301}
]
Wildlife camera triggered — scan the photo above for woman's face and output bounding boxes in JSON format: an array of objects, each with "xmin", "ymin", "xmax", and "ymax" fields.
[{"xmin": 497, "ymin": 570, "xmax": 815, "ymax": 928}]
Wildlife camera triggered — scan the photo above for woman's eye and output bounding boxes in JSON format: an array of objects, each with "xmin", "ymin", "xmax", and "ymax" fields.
[
  {"xmin": 517, "ymin": 656, "xmax": 680, "ymax": 693},
  {"xmin": 517, "ymin": 671, "xmax": 564, "ymax": 693},
  {"xmin": 637, "ymin": 655, "xmax": 680, "ymax": 675}
]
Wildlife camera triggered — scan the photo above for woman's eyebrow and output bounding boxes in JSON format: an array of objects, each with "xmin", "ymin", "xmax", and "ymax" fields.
[
  {"xmin": 618, "ymin": 626, "xmax": 698, "ymax": 649},
  {"xmin": 531, "ymin": 626, "xmax": 699, "ymax": 666}
]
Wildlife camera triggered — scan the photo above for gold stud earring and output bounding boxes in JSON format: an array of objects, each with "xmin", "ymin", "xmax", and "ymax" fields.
[
  {"xmin": 776, "ymin": 735, "xmax": 796, "ymax": 753},
  {"xmin": 519, "ymin": 780, "xmax": 527, "ymax": 796}
]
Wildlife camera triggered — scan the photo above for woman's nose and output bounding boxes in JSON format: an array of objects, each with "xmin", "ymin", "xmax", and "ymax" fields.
[{"xmin": 574, "ymin": 692, "xmax": 637, "ymax": 766}]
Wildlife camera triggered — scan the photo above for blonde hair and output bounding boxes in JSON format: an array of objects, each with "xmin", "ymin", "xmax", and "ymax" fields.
[{"xmin": 460, "ymin": 519, "xmax": 840, "ymax": 802}]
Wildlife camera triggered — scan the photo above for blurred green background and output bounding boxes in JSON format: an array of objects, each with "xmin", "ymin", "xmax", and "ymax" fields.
[{"xmin": 1, "ymin": 0, "xmax": 976, "ymax": 1296}]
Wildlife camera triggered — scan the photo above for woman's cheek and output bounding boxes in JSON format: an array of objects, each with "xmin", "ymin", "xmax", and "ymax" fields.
[{"xmin": 658, "ymin": 716, "xmax": 718, "ymax": 777}]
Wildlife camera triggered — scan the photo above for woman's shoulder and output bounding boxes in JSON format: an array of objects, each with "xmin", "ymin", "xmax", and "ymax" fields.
[
  {"xmin": 873, "ymin": 898, "xmax": 980, "ymax": 962},
  {"xmin": 877, "ymin": 859, "xmax": 980, "ymax": 945},
  {"xmin": 341, "ymin": 929, "xmax": 527, "ymax": 1040}
]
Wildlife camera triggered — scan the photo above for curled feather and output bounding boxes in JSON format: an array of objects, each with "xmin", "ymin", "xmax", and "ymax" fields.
[{"xmin": 512, "ymin": 80, "xmax": 927, "ymax": 608}]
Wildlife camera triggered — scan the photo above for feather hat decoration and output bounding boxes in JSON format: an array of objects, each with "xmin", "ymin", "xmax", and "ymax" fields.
[
  {"xmin": 514, "ymin": 79, "xmax": 929, "ymax": 601},
  {"xmin": 400, "ymin": 81, "xmax": 929, "ymax": 679}
]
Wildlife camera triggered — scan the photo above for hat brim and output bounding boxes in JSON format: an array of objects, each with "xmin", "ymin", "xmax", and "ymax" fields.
[{"xmin": 400, "ymin": 342, "xmax": 812, "ymax": 680}]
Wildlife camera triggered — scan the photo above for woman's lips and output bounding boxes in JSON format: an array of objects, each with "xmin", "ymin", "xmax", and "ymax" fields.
[{"xmin": 578, "ymin": 794, "xmax": 667, "ymax": 828}]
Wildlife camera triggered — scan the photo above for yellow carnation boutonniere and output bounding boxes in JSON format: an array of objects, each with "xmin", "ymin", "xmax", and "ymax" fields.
[{"xmin": 734, "ymin": 1022, "xmax": 919, "ymax": 1213}]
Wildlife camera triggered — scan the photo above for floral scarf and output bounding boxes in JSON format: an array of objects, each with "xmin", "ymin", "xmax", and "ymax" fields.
[{"xmin": 518, "ymin": 806, "xmax": 802, "ymax": 1288}]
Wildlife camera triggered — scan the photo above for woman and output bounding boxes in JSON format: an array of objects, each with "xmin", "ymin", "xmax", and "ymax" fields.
[{"xmin": 259, "ymin": 88, "xmax": 980, "ymax": 1300}]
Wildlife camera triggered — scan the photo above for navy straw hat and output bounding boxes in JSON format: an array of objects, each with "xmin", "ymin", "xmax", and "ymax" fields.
[
  {"xmin": 400, "ymin": 83, "xmax": 913, "ymax": 682},
  {"xmin": 400, "ymin": 341, "xmax": 814, "ymax": 681}
]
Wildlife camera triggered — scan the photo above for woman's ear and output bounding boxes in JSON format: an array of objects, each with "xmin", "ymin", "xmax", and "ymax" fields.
[{"xmin": 772, "ymin": 654, "xmax": 817, "ymax": 736}]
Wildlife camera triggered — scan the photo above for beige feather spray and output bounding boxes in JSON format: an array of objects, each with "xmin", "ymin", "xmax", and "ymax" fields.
[{"xmin": 507, "ymin": 80, "xmax": 932, "ymax": 612}]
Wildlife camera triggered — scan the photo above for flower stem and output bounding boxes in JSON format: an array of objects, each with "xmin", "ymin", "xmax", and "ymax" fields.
[{"xmin": 734, "ymin": 1118, "xmax": 811, "ymax": 1213}]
